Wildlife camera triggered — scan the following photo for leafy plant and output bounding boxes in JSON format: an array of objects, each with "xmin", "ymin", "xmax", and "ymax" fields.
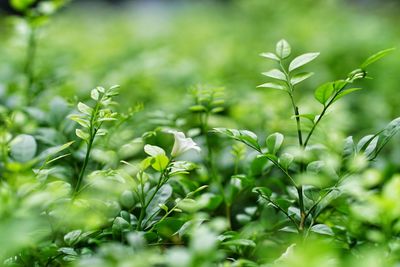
[
  {"xmin": 69, "ymin": 85, "xmax": 119, "ymax": 194},
  {"xmin": 215, "ymin": 39, "xmax": 397, "ymax": 237}
]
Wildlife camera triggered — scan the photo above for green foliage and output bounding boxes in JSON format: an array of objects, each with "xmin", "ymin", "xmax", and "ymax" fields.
[{"xmin": 1, "ymin": 2, "xmax": 400, "ymax": 266}]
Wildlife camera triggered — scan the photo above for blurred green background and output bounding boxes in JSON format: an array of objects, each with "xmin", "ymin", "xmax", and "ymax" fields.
[
  {"xmin": 1, "ymin": 0, "xmax": 399, "ymax": 156},
  {"xmin": 1, "ymin": 1, "xmax": 400, "ymax": 265}
]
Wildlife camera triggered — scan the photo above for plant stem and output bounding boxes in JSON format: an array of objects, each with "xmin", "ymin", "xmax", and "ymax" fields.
[
  {"xmin": 74, "ymin": 135, "xmax": 94, "ymax": 194},
  {"xmin": 260, "ymin": 194, "xmax": 299, "ymax": 230},
  {"xmin": 73, "ymin": 102, "xmax": 101, "ymax": 195},
  {"xmin": 303, "ymin": 81, "xmax": 349, "ymax": 148},
  {"xmin": 280, "ymin": 60, "xmax": 306, "ymax": 231},
  {"xmin": 137, "ymin": 161, "xmax": 170, "ymax": 231}
]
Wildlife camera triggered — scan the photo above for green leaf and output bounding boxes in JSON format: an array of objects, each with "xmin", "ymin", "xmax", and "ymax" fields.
[
  {"xmin": 364, "ymin": 136, "xmax": 379, "ymax": 158},
  {"xmin": 213, "ymin": 128, "xmax": 261, "ymax": 152},
  {"xmin": 9, "ymin": 134, "xmax": 37, "ymax": 162},
  {"xmin": 334, "ymin": 88, "xmax": 362, "ymax": 103},
  {"xmin": 77, "ymin": 102, "xmax": 93, "ymax": 116},
  {"xmin": 275, "ymin": 39, "xmax": 291, "ymax": 59},
  {"xmin": 257, "ymin": 82, "xmax": 287, "ymax": 91},
  {"xmin": 373, "ymin": 117, "xmax": 400, "ymax": 158},
  {"xmin": 75, "ymin": 129, "xmax": 90, "ymax": 141},
  {"xmin": 69, "ymin": 115, "xmax": 90, "ymax": 128},
  {"xmin": 290, "ymin": 72, "xmax": 314, "ymax": 85},
  {"xmin": 293, "ymin": 113, "xmax": 316, "ymax": 123},
  {"xmin": 252, "ymin": 187, "xmax": 272, "ymax": 198},
  {"xmin": 288, "ymin": 52, "xmax": 319, "ymax": 72},
  {"xmin": 151, "ymin": 154, "xmax": 169, "ymax": 171},
  {"xmin": 144, "ymin": 184, "xmax": 173, "ymax": 225},
  {"xmin": 189, "ymin": 105, "xmax": 207, "ymax": 112},
  {"xmin": 381, "ymin": 117, "xmax": 400, "ymax": 138},
  {"xmin": 310, "ymin": 224, "xmax": 334, "ymax": 236},
  {"xmin": 90, "ymin": 88, "xmax": 100, "ymax": 101},
  {"xmin": 112, "ymin": 217, "xmax": 131, "ymax": 235},
  {"xmin": 10, "ymin": 0, "xmax": 35, "ymax": 11},
  {"xmin": 314, "ymin": 82, "xmax": 335, "ymax": 105},
  {"xmin": 222, "ymin": 239, "xmax": 256, "ymax": 247},
  {"xmin": 144, "ymin": 144, "xmax": 166, "ymax": 157},
  {"xmin": 211, "ymin": 107, "xmax": 224, "ymax": 113},
  {"xmin": 260, "ymin": 52, "xmax": 280, "ymax": 61},
  {"xmin": 262, "ymin": 69, "xmax": 286, "ymax": 81},
  {"xmin": 120, "ymin": 190, "xmax": 135, "ymax": 209},
  {"xmin": 360, "ymin": 48, "xmax": 395, "ymax": 69},
  {"xmin": 265, "ymin": 132, "xmax": 284, "ymax": 154},
  {"xmin": 279, "ymin": 153, "xmax": 294, "ymax": 170},
  {"xmin": 58, "ymin": 247, "xmax": 78, "ymax": 256},
  {"xmin": 64, "ymin": 230, "xmax": 82, "ymax": 247},
  {"xmin": 357, "ymin": 134, "xmax": 376, "ymax": 152},
  {"xmin": 343, "ymin": 136, "xmax": 355, "ymax": 158}
]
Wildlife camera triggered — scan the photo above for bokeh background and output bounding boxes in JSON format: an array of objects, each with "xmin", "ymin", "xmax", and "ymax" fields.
[{"xmin": 1, "ymin": 0, "xmax": 399, "ymax": 159}]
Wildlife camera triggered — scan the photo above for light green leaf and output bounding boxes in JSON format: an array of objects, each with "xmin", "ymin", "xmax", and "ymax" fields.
[
  {"xmin": 144, "ymin": 144, "xmax": 165, "ymax": 157},
  {"xmin": 152, "ymin": 154, "xmax": 169, "ymax": 171},
  {"xmin": 222, "ymin": 239, "xmax": 256, "ymax": 247},
  {"xmin": 266, "ymin": 132, "xmax": 284, "ymax": 154},
  {"xmin": 343, "ymin": 136, "xmax": 355, "ymax": 158},
  {"xmin": 279, "ymin": 153, "xmax": 294, "ymax": 170},
  {"xmin": 290, "ymin": 72, "xmax": 314, "ymax": 85},
  {"xmin": 314, "ymin": 82, "xmax": 335, "ymax": 105},
  {"xmin": 77, "ymin": 102, "xmax": 92, "ymax": 116},
  {"xmin": 360, "ymin": 48, "xmax": 395, "ymax": 69},
  {"xmin": 257, "ymin": 82, "xmax": 287, "ymax": 91},
  {"xmin": 260, "ymin": 52, "xmax": 280, "ymax": 61},
  {"xmin": 189, "ymin": 105, "xmax": 207, "ymax": 112},
  {"xmin": 288, "ymin": 52, "xmax": 319, "ymax": 72},
  {"xmin": 252, "ymin": 187, "xmax": 272, "ymax": 198},
  {"xmin": 69, "ymin": 115, "xmax": 90, "ymax": 128},
  {"xmin": 310, "ymin": 224, "xmax": 334, "ymax": 236},
  {"xmin": 10, "ymin": 134, "xmax": 37, "ymax": 162},
  {"xmin": 90, "ymin": 89, "xmax": 100, "ymax": 101},
  {"xmin": 10, "ymin": 0, "xmax": 35, "ymax": 11},
  {"xmin": 262, "ymin": 69, "xmax": 286, "ymax": 81},
  {"xmin": 275, "ymin": 39, "xmax": 291, "ymax": 59},
  {"xmin": 213, "ymin": 128, "xmax": 261, "ymax": 152},
  {"xmin": 64, "ymin": 230, "xmax": 82, "ymax": 247},
  {"xmin": 334, "ymin": 88, "xmax": 362, "ymax": 103},
  {"xmin": 75, "ymin": 129, "xmax": 90, "ymax": 141}
]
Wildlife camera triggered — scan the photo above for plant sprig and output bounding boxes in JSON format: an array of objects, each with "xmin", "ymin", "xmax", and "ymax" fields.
[{"xmin": 69, "ymin": 85, "xmax": 119, "ymax": 194}]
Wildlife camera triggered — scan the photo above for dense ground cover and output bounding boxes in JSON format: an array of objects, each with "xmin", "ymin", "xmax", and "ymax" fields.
[{"xmin": 1, "ymin": 0, "xmax": 400, "ymax": 266}]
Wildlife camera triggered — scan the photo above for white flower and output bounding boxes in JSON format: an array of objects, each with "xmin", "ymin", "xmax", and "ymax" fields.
[{"xmin": 170, "ymin": 131, "xmax": 201, "ymax": 157}]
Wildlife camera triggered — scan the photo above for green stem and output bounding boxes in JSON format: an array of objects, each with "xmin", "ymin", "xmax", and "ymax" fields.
[
  {"xmin": 226, "ymin": 204, "xmax": 232, "ymax": 229},
  {"xmin": 280, "ymin": 60, "xmax": 306, "ymax": 231},
  {"xmin": 260, "ymin": 194, "xmax": 299, "ymax": 230},
  {"xmin": 73, "ymin": 101, "xmax": 101, "ymax": 195},
  {"xmin": 303, "ymin": 81, "xmax": 349, "ymax": 148},
  {"xmin": 74, "ymin": 136, "xmax": 94, "ymax": 194},
  {"xmin": 137, "ymin": 161, "xmax": 171, "ymax": 231}
]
